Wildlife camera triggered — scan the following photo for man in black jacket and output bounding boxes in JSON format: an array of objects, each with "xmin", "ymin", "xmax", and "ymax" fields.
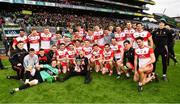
[
  {"xmin": 3, "ymin": 36, "xmax": 10, "ymax": 56},
  {"xmin": 165, "ymin": 25, "xmax": 178, "ymax": 65},
  {"xmin": 47, "ymin": 45, "xmax": 57, "ymax": 60},
  {"xmin": 38, "ymin": 49, "xmax": 51, "ymax": 65},
  {"xmin": 7, "ymin": 41, "xmax": 28, "ymax": 80},
  {"xmin": 152, "ymin": 20, "xmax": 169, "ymax": 81},
  {"xmin": 61, "ymin": 51, "xmax": 92, "ymax": 84},
  {"xmin": 123, "ymin": 40, "xmax": 134, "ymax": 75}
]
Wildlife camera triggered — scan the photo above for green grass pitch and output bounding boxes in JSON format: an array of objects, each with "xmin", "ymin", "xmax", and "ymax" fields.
[{"xmin": 0, "ymin": 41, "xmax": 180, "ymax": 103}]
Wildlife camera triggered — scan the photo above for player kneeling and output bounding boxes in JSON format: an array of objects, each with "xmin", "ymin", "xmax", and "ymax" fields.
[
  {"xmin": 90, "ymin": 44, "xmax": 102, "ymax": 72},
  {"xmin": 123, "ymin": 40, "xmax": 135, "ymax": 78},
  {"xmin": 66, "ymin": 43, "xmax": 77, "ymax": 70},
  {"xmin": 56, "ymin": 43, "xmax": 68, "ymax": 74},
  {"xmin": 101, "ymin": 44, "xmax": 114, "ymax": 76},
  {"xmin": 110, "ymin": 38, "xmax": 126, "ymax": 79},
  {"xmin": 134, "ymin": 37, "xmax": 156, "ymax": 92}
]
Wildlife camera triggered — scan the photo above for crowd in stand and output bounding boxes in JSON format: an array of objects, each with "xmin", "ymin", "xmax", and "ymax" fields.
[{"xmin": 1, "ymin": 11, "xmax": 122, "ymax": 29}]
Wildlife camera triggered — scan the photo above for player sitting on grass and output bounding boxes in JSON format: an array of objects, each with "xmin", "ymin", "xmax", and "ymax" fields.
[
  {"xmin": 10, "ymin": 60, "xmax": 60, "ymax": 94},
  {"xmin": 60, "ymin": 51, "xmax": 92, "ymax": 84}
]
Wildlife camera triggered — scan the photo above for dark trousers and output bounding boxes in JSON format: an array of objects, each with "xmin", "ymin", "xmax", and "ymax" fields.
[
  {"xmin": 18, "ymin": 71, "xmax": 43, "ymax": 91},
  {"xmin": 11, "ymin": 65, "xmax": 25, "ymax": 80},
  {"xmin": 167, "ymin": 42, "xmax": 177, "ymax": 64},
  {"xmin": 62, "ymin": 65, "xmax": 91, "ymax": 82},
  {"xmin": 153, "ymin": 46, "xmax": 168, "ymax": 75},
  {"xmin": 0, "ymin": 58, "xmax": 4, "ymax": 69},
  {"xmin": 3, "ymin": 40, "xmax": 9, "ymax": 56},
  {"xmin": 24, "ymin": 70, "xmax": 43, "ymax": 83}
]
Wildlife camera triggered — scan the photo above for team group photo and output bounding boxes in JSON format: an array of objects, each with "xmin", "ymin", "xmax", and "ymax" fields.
[{"xmin": 0, "ymin": 0, "xmax": 180, "ymax": 103}]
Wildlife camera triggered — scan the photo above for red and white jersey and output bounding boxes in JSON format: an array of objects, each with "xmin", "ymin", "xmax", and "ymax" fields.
[
  {"xmin": 91, "ymin": 49, "xmax": 102, "ymax": 59},
  {"xmin": 94, "ymin": 30, "xmax": 105, "ymax": 46},
  {"xmin": 51, "ymin": 34, "xmax": 57, "ymax": 39},
  {"xmin": 132, "ymin": 31, "xmax": 152, "ymax": 48},
  {"xmin": 83, "ymin": 46, "xmax": 92, "ymax": 59},
  {"xmin": 75, "ymin": 46, "xmax": 83, "ymax": 55},
  {"xmin": 66, "ymin": 49, "xmax": 76, "ymax": 59},
  {"xmin": 135, "ymin": 46, "xmax": 154, "ymax": 67},
  {"xmin": 85, "ymin": 35, "xmax": 94, "ymax": 44},
  {"xmin": 74, "ymin": 34, "xmax": 85, "ymax": 41},
  {"xmin": 110, "ymin": 44, "xmax": 123, "ymax": 59},
  {"xmin": 78, "ymin": 28, "xmax": 85, "ymax": 36},
  {"xmin": 40, "ymin": 32, "xmax": 52, "ymax": 49},
  {"xmin": 28, "ymin": 34, "xmax": 40, "ymax": 51},
  {"xmin": 114, "ymin": 32, "xmax": 126, "ymax": 46},
  {"xmin": 124, "ymin": 28, "xmax": 135, "ymax": 42},
  {"xmin": 13, "ymin": 36, "xmax": 28, "ymax": 50},
  {"xmin": 56, "ymin": 49, "xmax": 67, "ymax": 61},
  {"xmin": 102, "ymin": 50, "xmax": 114, "ymax": 60}
]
